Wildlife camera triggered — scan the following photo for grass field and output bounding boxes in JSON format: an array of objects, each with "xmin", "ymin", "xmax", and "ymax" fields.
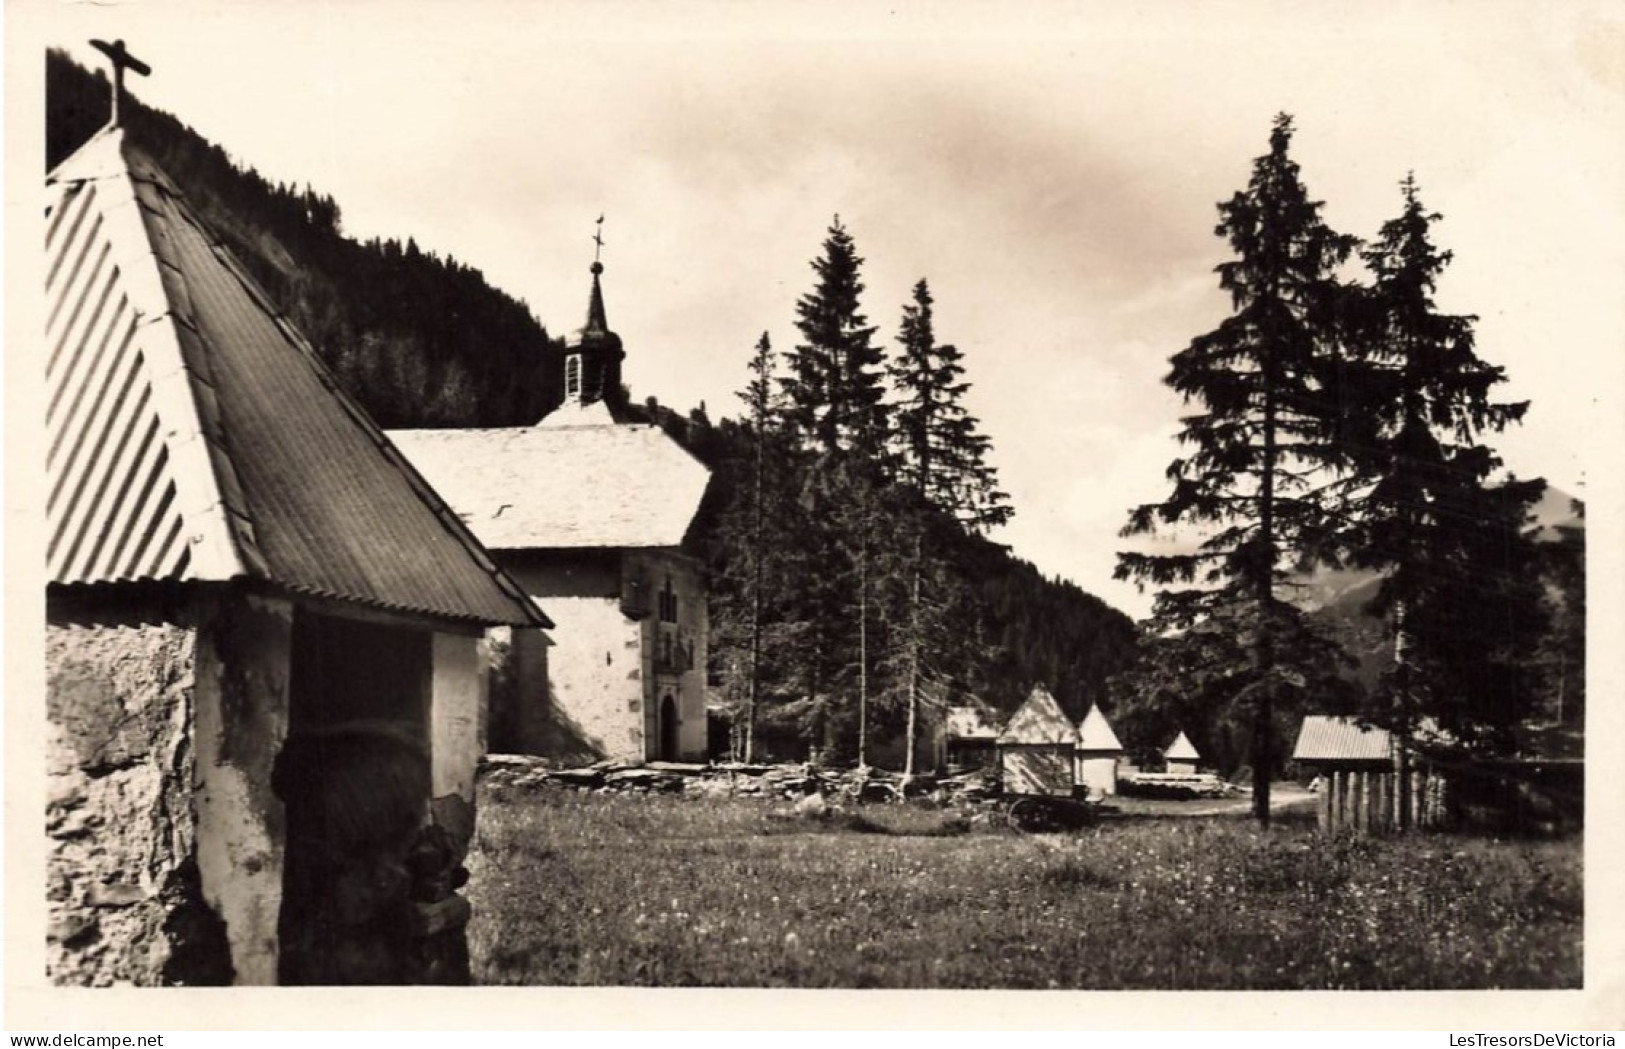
[{"xmin": 464, "ymin": 784, "xmax": 1582, "ymax": 989}]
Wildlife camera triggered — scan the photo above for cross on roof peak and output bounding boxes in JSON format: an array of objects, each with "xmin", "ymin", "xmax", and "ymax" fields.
[
  {"xmin": 592, "ymin": 213, "xmax": 606, "ymax": 271},
  {"xmin": 89, "ymin": 38, "xmax": 151, "ymax": 130}
]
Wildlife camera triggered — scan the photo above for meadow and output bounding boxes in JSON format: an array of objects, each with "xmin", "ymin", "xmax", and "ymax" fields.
[{"xmin": 464, "ymin": 784, "xmax": 1582, "ymax": 989}]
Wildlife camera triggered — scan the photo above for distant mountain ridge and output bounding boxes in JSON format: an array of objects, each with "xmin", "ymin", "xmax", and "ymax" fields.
[{"xmin": 1294, "ymin": 484, "xmax": 1582, "ymax": 614}]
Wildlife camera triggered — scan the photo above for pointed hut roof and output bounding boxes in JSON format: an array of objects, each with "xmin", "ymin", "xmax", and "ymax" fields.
[
  {"xmin": 45, "ymin": 129, "xmax": 546, "ymax": 628},
  {"xmin": 1076, "ymin": 703, "xmax": 1124, "ymax": 753},
  {"xmin": 1164, "ymin": 730, "xmax": 1201, "ymax": 761},
  {"xmin": 996, "ymin": 685, "xmax": 1078, "ymax": 746}
]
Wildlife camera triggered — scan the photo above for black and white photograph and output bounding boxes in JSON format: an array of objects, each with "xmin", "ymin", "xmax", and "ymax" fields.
[{"xmin": 6, "ymin": 0, "xmax": 1622, "ymax": 1031}]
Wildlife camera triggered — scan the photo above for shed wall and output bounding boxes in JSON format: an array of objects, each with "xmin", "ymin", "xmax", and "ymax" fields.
[
  {"xmin": 194, "ymin": 592, "xmax": 292, "ymax": 985},
  {"xmin": 1077, "ymin": 754, "xmax": 1120, "ymax": 797},
  {"xmin": 1000, "ymin": 745, "xmax": 1075, "ymax": 796},
  {"xmin": 431, "ymin": 632, "xmax": 485, "ymax": 806}
]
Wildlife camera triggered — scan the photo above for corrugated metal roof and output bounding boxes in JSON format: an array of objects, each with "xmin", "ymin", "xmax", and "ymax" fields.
[
  {"xmin": 47, "ymin": 133, "xmax": 244, "ymax": 584},
  {"xmin": 1292, "ymin": 715, "xmax": 1394, "ymax": 763},
  {"xmin": 996, "ymin": 685, "xmax": 1077, "ymax": 746},
  {"xmin": 44, "ymin": 130, "xmax": 546, "ymax": 628},
  {"xmin": 388, "ymin": 421, "xmax": 711, "ymax": 551},
  {"xmin": 1164, "ymin": 730, "xmax": 1201, "ymax": 761},
  {"xmin": 1077, "ymin": 703, "xmax": 1124, "ymax": 752}
]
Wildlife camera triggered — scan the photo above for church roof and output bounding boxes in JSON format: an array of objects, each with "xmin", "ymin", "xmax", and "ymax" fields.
[
  {"xmin": 388, "ymin": 420, "xmax": 711, "ymax": 551},
  {"xmin": 996, "ymin": 685, "xmax": 1078, "ymax": 746},
  {"xmin": 1164, "ymin": 730, "xmax": 1201, "ymax": 761},
  {"xmin": 1076, "ymin": 703, "xmax": 1124, "ymax": 752},
  {"xmin": 45, "ymin": 128, "xmax": 546, "ymax": 628}
]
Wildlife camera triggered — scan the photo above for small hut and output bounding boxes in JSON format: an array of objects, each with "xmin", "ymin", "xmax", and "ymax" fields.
[
  {"xmin": 996, "ymin": 685, "xmax": 1078, "ymax": 796},
  {"xmin": 942, "ymin": 704, "xmax": 1001, "ymax": 771},
  {"xmin": 1074, "ymin": 703, "xmax": 1125, "ymax": 797},
  {"xmin": 1292, "ymin": 715, "xmax": 1449, "ymax": 834},
  {"xmin": 1164, "ymin": 730, "xmax": 1202, "ymax": 775}
]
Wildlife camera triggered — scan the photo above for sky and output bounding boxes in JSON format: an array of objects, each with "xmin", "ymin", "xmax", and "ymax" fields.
[{"xmin": 15, "ymin": 0, "xmax": 1625, "ymax": 619}]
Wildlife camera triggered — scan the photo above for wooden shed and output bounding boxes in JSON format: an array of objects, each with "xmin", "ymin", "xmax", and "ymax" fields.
[
  {"xmin": 941, "ymin": 704, "xmax": 1001, "ymax": 771},
  {"xmin": 1164, "ymin": 730, "xmax": 1202, "ymax": 775},
  {"xmin": 1292, "ymin": 715, "xmax": 1448, "ymax": 834},
  {"xmin": 1074, "ymin": 703, "xmax": 1124, "ymax": 797},
  {"xmin": 996, "ymin": 685, "xmax": 1078, "ymax": 796}
]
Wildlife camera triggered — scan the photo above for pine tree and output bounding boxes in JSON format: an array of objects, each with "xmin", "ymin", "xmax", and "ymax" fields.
[
  {"xmin": 1345, "ymin": 176, "xmax": 1547, "ymax": 773},
  {"xmin": 887, "ymin": 279, "xmax": 1012, "ymax": 779},
  {"xmin": 774, "ymin": 218, "xmax": 895, "ymax": 763},
  {"xmin": 784, "ymin": 217, "xmax": 887, "ymax": 456},
  {"xmin": 1117, "ymin": 114, "xmax": 1360, "ymax": 825},
  {"xmin": 1537, "ymin": 502, "xmax": 1584, "ymax": 726},
  {"xmin": 709, "ymin": 334, "xmax": 801, "ymax": 761}
]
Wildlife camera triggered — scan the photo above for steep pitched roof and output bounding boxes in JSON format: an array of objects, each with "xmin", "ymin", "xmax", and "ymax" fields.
[
  {"xmin": 996, "ymin": 685, "xmax": 1078, "ymax": 746},
  {"xmin": 388, "ymin": 421, "xmax": 711, "ymax": 551},
  {"xmin": 1076, "ymin": 703, "xmax": 1124, "ymax": 752},
  {"xmin": 1164, "ymin": 730, "xmax": 1201, "ymax": 761},
  {"xmin": 45, "ymin": 129, "xmax": 546, "ymax": 628}
]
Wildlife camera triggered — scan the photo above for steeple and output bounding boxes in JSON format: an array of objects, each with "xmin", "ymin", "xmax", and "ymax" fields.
[{"xmin": 560, "ymin": 217, "xmax": 625, "ymax": 413}]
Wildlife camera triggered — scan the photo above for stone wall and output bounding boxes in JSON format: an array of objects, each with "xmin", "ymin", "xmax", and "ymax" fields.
[{"xmin": 46, "ymin": 598, "xmax": 231, "ymax": 986}]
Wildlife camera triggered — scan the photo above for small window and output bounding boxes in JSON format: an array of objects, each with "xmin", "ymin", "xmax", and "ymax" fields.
[
  {"xmin": 565, "ymin": 354, "xmax": 582, "ymax": 399},
  {"xmin": 659, "ymin": 577, "xmax": 678, "ymax": 623}
]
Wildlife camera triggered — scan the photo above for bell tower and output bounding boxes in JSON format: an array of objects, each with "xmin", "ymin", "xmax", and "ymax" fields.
[{"xmin": 560, "ymin": 217, "xmax": 625, "ymax": 413}]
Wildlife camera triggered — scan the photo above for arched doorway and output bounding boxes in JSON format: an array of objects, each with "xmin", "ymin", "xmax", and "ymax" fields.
[{"xmin": 659, "ymin": 694, "xmax": 679, "ymax": 761}]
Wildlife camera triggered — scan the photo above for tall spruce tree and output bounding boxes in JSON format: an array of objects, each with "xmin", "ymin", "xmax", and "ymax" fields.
[
  {"xmin": 779, "ymin": 217, "xmax": 892, "ymax": 762},
  {"xmin": 784, "ymin": 216, "xmax": 887, "ymax": 456},
  {"xmin": 1346, "ymin": 176, "xmax": 1546, "ymax": 775},
  {"xmin": 1117, "ymin": 114, "xmax": 1360, "ymax": 825},
  {"xmin": 888, "ymin": 279, "xmax": 1012, "ymax": 779}
]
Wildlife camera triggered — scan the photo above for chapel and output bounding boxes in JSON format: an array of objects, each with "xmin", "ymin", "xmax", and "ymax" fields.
[{"xmin": 391, "ymin": 257, "xmax": 713, "ymax": 764}]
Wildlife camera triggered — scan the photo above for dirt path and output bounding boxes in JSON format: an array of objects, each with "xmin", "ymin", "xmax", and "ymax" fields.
[{"xmin": 1105, "ymin": 785, "xmax": 1318, "ymax": 819}]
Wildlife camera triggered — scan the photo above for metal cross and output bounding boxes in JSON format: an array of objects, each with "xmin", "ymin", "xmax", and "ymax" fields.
[
  {"xmin": 89, "ymin": 38, "xmax": 151, "ymax": 130},
  {"xmin": 593, "ymin": 214, "xmax": 606, "ymax": 264}
]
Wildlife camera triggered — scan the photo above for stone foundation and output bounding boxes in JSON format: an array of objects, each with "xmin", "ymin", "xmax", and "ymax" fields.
[{"xmin": 46, "ymin": 611, "xmax": 231, "ymax": 985}]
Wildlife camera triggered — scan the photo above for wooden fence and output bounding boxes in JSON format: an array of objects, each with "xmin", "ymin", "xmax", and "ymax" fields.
[{"xmin": 1317, "ymin": 764, "xmax": 1449, "ymax": 834}]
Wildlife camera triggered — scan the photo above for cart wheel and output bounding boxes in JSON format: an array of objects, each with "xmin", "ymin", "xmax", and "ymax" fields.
[{"xmin": 1007, "ymin": 797, "xmax": 1047, "ymax": 833}]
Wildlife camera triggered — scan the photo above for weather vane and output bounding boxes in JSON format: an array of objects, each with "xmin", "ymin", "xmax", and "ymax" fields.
[
  {"xmin": 89, "ymin": 38, "xmax": 151, "ymax": 130},
  {"xmin": 593, "ymin": 214, "xmax": 606, "ymax": 266}
]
